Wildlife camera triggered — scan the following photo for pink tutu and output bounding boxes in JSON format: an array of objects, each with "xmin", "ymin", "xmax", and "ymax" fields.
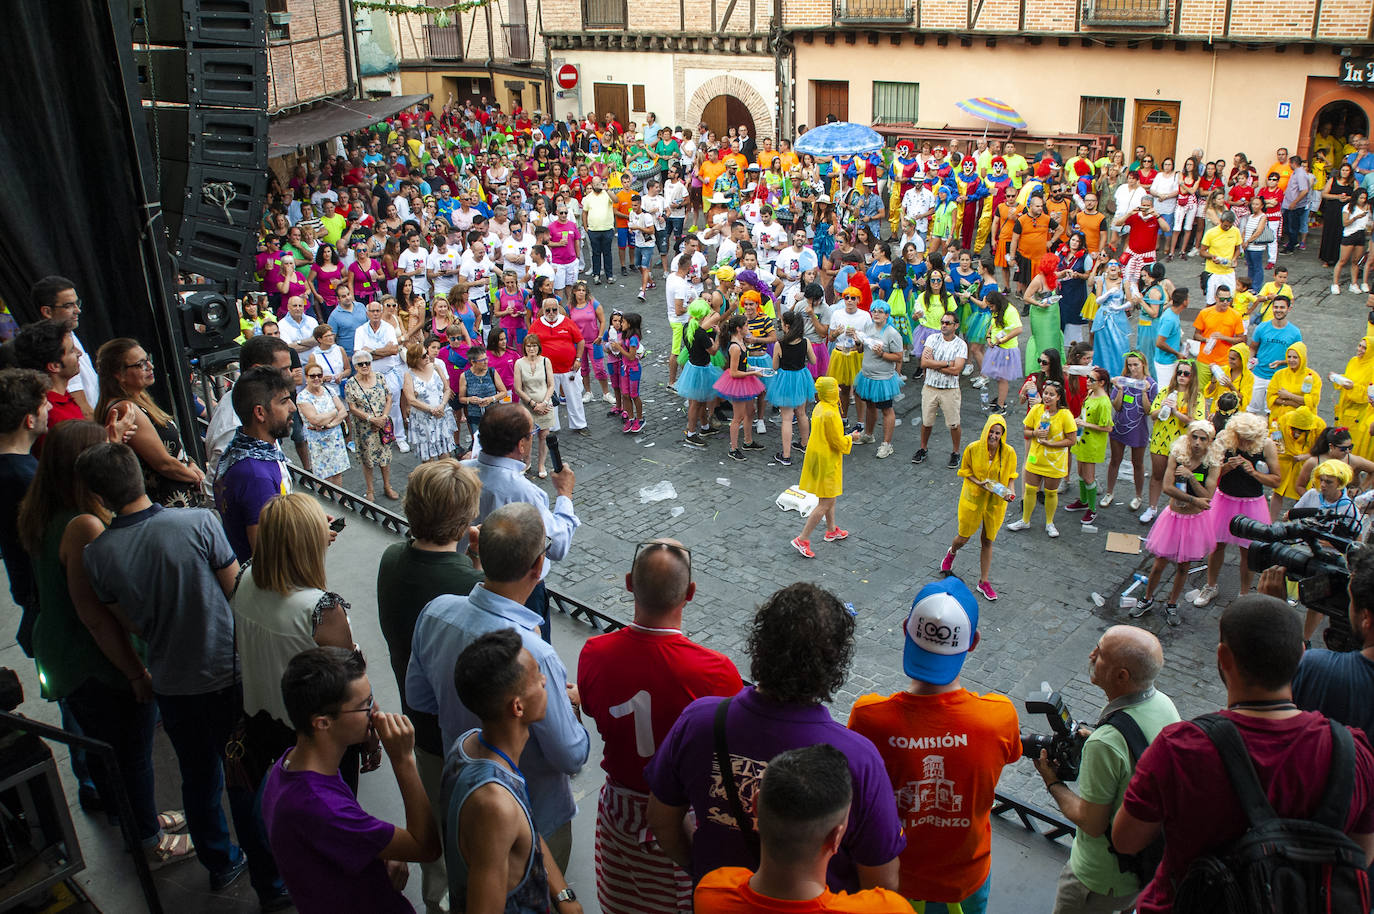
[
  {"xmin": 1145, "ymin": 506, "xmax": 1217, "ymax": 563},
  {"xmin": 713, "ymin": 372, "xmax": 766, "ymax": 402},
  {"xmin": 1208, "ymin": 490, "xmax": 1269, "ymax": 547}
]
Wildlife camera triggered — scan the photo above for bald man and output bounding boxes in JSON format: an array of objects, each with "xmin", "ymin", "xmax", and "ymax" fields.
[
  {"xmin": 577, "ymin": 540, "xmax": 743, "ymax": 914},
  {"xmin": 1032, "ymin": 626, "xmax": 1180, "ymax": 914}
]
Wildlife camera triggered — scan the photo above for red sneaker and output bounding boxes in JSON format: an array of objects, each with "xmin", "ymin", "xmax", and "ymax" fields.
[
  {"xmin": 1064, "ymin": 499, "xmax": 1088, "ymax": 511},
  {"xmin": 823, "ymin": 528, "xmax": 849, "ymax": 542},
  {"xmin": 940, "ymin": 549, "xmax": 956, "ymax": 573},
  {"xmin": 791, "ymin": 537, "xmax": 816, "ymax": 558}
]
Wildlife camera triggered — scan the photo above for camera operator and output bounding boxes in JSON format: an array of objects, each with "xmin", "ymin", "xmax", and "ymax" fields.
[
  {"xmin": 1287, "ymin": 546, "xmax": 1374, "ymax": 737},
  {"xmin": 1032, "ymin": 626, "xmax": 1179, "ymax": 914}
]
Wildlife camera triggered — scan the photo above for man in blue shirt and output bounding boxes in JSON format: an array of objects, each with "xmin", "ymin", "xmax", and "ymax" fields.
[
  {"xmin": 1292, "ymin": 547, "xmax": 1374, "ymax": 735},
  {"xmin": 464, "ymin": 405, "xmax": 580, "ymax": 641},
  {"xmin": 1246, "ymin": 296, "xmax": 1302, "ymax": 415},
  {"xmin": 1152, "ymin": 287, "xmax": 1187, "ymax": 388},
  {"xmin": 326, "ymin": 285, "xmax": 369, "ymax": 356},
  {"xmin": 1346, "ymin": 135, "xmax": 1374, "ymax": 192},
  {"xmin": 406, "ymin": 502, "xmax": 590, "ymax": 875}
]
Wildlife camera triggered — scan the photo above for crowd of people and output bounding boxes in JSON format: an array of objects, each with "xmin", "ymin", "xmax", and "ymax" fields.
[{"xmin": 2, "ymin": 96, "xmax": 1374, "ymax": 913}]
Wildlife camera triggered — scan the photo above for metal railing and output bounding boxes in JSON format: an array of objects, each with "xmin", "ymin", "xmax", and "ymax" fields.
[
  {"xmin": 1082, "ymin": 0, "xmax": 1169, "ymax": 26},
  {"xmin": 502, "ymin": 23, "xmax": 531, "ymax": 60},
  {"xmin": 582, "ymin": 0, "xmax": 627, "ymax": 29},
  {"xmin": 835, "ymin": 0, "xmax": 914, "ymax": 22},
  {"xmin": 290, "ymin": 462, "xmax": 1078, "ymax": 845},
  {"xmin": 424, "ymin": 23, "xmax": 463, "ymax": 59}
]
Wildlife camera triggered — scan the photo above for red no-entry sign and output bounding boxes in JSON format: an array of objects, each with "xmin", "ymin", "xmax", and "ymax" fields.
[{"xmin": 556, "ymin": 64, "xmax": 579, "ymax": 90}]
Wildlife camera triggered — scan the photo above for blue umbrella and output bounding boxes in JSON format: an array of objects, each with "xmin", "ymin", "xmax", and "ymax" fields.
[{"xmin": 794, "ymin": 121, "xmax": 884, "ymax": 157}]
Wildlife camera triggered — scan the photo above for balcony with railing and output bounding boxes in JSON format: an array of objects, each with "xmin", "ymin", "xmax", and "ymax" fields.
[
  {"xmin": 1082, "ymin": 0, "xmax": 1169, "ymax": 26},
  {"xmin": 502, "ymin": 23, "xmax": 531, "ymax": 59},
  {"xmin": 582, "ymin": 0, "xmax": 627, "ymax": 28},
  {"xmin": 423, "ymin": 23, "xmax": 463, "ymax": 59},
  {"xmin": 835, "ymin": 0, "xmax": 914, "ymax": 23}
]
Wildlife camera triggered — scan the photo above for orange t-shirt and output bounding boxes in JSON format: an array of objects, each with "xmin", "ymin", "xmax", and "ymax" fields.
[
  {"xmin": 848, "ymin": 689, "xmax": 1020, "ymax": 903},
  {"xmin": 695, "ymin": 867, "xmax": 914, "ymax": 914},
  {"xmin": 996, "ymin": 203, "xmax": 1018, "ymax": 243},
  {"xmin": 699, "ymin": 158, "xmax": 728, "ymax": 190},
  {"xmin": 1044, "ymin": 198, "xmax": 1071, "ymax": 242},
  {"xmin": 1192, "ymin": 306, "xmax": 1246, "ymax": 367},
  {"xmin": 613, "ymin": 189, "xmax": 633, "ymax": 228},
  {"xmin": 757, "ymin": 149, "xmax": 783, "ymax": 170},
  {"xmin": 1013, "ymin": 213, "xmax": 1051, "ymax": 262},
  {"xmin": 1072, "ymin": 211, "xmax": 1108, "ymax": 253}
]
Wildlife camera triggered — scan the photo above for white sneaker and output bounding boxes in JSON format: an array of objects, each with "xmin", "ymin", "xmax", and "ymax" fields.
[
  {"xmin": 1352, "ymin": 284, "xmax": 1363, "ymax": 294},
  {"xmin": 582, "ymin": 391, "xmax": 593, "ymax": 403},
  {"xmin": 1139, "ymin": 506, "xmax": 1158, "ymax": 524},
  {"xmin": 1129, "ymin": 496, "xmax": 1142, "ymax": 511},
  {"xmin": 860, "ymin": 432, "xmax": 875, "ymax": 444},
  {"xmin": 1006, "ymin": 519, "xmax": 1030, "ymax": 532},
  {"xmin": 1332, "ymin": 283, "xmax": 1342, "ymax": 294},
  {"xmin": 876, "ymin": 442, "xmax": 894, "ymax": 458},
  {"xmin": 971, "ymin": 375, "xmax": 989, "ymax": 389},
  {"xmin": 1364, "ymin": 283, "xmax": 1372, "ymax": 293},
  {"xmin": 1099, "ymin": 491, "xmax": 1114, "ymax": 507},
  {"xmin": 755, "ymin": 419, "xmax": 767, "ymax": 435},
  {"xmin": 1046, "ymin": 523, "xmax": 1060, "ymax": 538},
  {"xmin": 397, "ymin": 441, "xmax": 411, "ymax": 453},
  {"xmin": 962, "ymin": 363, "xmax": 975, "ymax": 376},
  {"xmin": 602, "ymin": 392, "xmax": 615, "ymax": 404},
  {"xmin": 1192, "ymin": 584, "xmax": 1219, "ymax": 607}
]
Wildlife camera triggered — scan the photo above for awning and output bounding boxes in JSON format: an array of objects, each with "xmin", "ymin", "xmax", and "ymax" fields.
[{"xmin": 268, "ymin": 93, "xmax": 433, "ymax": 156}]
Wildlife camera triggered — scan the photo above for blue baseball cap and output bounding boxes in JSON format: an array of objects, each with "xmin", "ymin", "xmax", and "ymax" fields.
[{"xmin": 903, "ymin": 579, "xmax": 979, "ymax": 685}]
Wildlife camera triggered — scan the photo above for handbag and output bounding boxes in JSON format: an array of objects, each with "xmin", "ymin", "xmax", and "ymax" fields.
[
  {"xmin": 380, "ymin": 418, "xmax": 397, "ymax": 445},
  {"xmin": 1255, "ymin": 220, "xmax": 1275, "ymax": 245}
]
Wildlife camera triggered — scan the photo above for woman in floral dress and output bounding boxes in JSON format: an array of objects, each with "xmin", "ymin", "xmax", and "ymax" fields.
[
  {"xmin": 344, "ymin": 352, "xmax": 398, "ymax": 500},
  {"xmin": 298, "ymin": 362, "xmax": 350, "ymax": 484},
  {"xmin": 402, "ymin": 339, "xmax": 459, "ymax": 461}
]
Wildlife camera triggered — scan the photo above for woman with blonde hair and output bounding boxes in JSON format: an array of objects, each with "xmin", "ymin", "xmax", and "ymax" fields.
[
  {"xmin": 1194, "ymin": 412, "xmax": 1280, "ymax": 607},
  {"xmin": 95, "ymin": 338, "xmax": 205, "ymax": 507},
  {"xmin": 1139, "ymin": 358, "xmax": 1204, "ymax": 524},
  {"xmin": 230, "ymin": 493, "xmax": 360, "ymax": 792},
  {"xmin": 1130, "ymin": 422, "xmax": 1222, "ymax": 626}
]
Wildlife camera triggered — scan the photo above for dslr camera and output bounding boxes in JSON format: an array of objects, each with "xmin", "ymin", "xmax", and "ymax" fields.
[
  {"xmin": 1231, "ymin": 509, "xmax": 1361, "ymax": 652},
  {"xmin": 1020, "ymin": 686, "xmax": 1085, "ymax": 781}
]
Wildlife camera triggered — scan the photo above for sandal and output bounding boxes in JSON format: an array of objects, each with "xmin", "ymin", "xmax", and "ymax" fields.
[
  {"xmin": 145, "ymin": 831, "xmax": 195, "ymax": 866},
  {"xmin": 538, "ymin": 468, "xmax": 548, "ymax": 479},
  {"xmin": 383, "ymin": 488, "xmax": 401, "ymax": 500},
  {"xmin": 157, "ymin": 810, "xmax": 187, "ymax": 832}
]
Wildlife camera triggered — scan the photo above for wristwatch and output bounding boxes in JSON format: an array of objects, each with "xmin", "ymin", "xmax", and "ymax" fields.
[{"xmin": 555, "ymin": 888, "xmax": 577, "ymax": 904}]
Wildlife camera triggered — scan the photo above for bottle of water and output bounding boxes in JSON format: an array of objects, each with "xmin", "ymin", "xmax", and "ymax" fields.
[
  {"xmin": 1301, "ymin": 376, "xmax": 1313, "ymax": 394},
  {"xmin": 980, "ymin": 390, "xmax": 990, "ymax": 407},
  {"xmin": 1026, "ymin": 377, "xmax": 1039, "ymax": 403}
]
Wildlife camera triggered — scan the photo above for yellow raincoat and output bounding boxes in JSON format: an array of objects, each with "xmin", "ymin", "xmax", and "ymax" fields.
[
  {"xmin": 1265, "ymin": 341, "xmax": 1322, "ymax": 427},
  {"xmin": 799, "ymin": 376, "xmax": 853, "ymax": 498},
  {"xmin": 1275, "ymin": 405, "xmax": 1326, "ymax": 501},
  {"xmin": 1204, "ymin": 342, "xmax": 1255, "ymax": 413},
  {"xmin": 1336, "ymin": 335, "xmax": 1374, "ymax": 459},
  {"xmin": 956, "ymin": 414, "xmax": 1020, "ymax": 541}
]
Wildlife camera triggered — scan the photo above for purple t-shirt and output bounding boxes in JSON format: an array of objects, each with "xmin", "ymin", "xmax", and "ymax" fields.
[
  {"xmin": 262, "ymin": 751, "xmax": 411, "ymax": 914},
  {"xmin": 213, "ymin": 456, "xmax": 289, "ymax": 562},
  {"xmin": 643, "ymin": 685, "xmax": 906, "ymax": 892}
]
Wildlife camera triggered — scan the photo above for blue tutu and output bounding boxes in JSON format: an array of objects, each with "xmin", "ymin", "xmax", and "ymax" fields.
[
  {"xmin": 981, "ymin": 345, "xmax": 1023, "ymax": 382},
  {"xmin": 853, "ymin": 372, "xmax": 903, "ymax": 404},
  {"xmin": 746, "ymin": 353, "xmax": 773, "ymax": 370},
  {"xmin": 677, "ymin": 361, "xmax": 722, "ymax": 402},
  {"xmin": 766, "ymin": 368, "xmax": 816, "ymax": 408}
]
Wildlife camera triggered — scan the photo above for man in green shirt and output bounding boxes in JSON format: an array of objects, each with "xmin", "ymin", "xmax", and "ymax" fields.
[
  {"xmin": 1002, "ymin": 140, "xmax": 1029, "ymax": 189},
  {"xmin": 1030, "ymin": 626, "xmax": 1179, "ymax": 913},
  {"xmin": 318, "ymin": 199, "xmax": 347, "ymax": 248}
]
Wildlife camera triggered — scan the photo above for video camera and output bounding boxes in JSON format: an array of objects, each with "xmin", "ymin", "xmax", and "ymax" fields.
[
  {"xmin": 1230, "ymin": 509, "xmax": 1361, "ymax": 652},
  {"xmin": 1020, "ymin": 686, "xmax": 1085, "ymax": 781}
]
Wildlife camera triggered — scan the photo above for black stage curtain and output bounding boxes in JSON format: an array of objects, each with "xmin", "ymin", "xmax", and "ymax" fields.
[{"xmin": 0, "ymin": 1, "xmax": 196, "ymax": 443}]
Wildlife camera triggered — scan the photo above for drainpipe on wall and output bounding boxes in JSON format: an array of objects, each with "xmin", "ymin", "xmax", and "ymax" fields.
[
  {"xmin": 486, "ymin": 2, "xmax": 497, "ymax": 104},
  {"xmin": 1203, "ymin": 0, "xmax": 1218, "ymax": 156}
]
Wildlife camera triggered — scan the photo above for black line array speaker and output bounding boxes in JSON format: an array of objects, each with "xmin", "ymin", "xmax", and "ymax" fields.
[{"xmin": 131, "ymin": 0, "xmax": 267, "ymax": 284}]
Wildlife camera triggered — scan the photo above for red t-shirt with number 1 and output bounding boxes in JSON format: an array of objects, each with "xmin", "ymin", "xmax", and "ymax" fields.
[{"xmin": 579, "ymin": 626, "xmax": 742, "ymax": 792}]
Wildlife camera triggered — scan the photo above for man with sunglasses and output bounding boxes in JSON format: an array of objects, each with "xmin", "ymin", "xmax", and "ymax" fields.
[{"xmin": 579, "ymin": 541, "xmax": 741, "ymax": 914}]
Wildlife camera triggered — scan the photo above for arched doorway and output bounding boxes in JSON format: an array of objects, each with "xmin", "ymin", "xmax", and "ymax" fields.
[
  {"xmin": 1310, "ymin": 100, "xmax": 1370, "ymax": 151},
  {"xmin": 702, "ymin": 95, "xmax": 754, "ymax": 144},
  {"xmin": 1297, "ymin": 79, "xmax": 1373, "ymax": 162}
]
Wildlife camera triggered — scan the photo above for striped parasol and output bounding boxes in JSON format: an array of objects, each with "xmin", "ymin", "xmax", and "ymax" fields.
[{"xmin": 955, "ymin": 97, "xmax": 1026, "ymax": 130}]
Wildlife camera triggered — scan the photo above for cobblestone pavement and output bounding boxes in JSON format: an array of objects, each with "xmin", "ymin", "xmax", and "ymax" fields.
[{"xmin": 335, "ymin": 246, "xmax": 1371, "ymax": 800}]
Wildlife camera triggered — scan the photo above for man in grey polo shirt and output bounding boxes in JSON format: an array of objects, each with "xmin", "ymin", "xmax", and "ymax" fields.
[{"xmin": 77, "ymin": 443, "xmax": 287, "ymax": 909}]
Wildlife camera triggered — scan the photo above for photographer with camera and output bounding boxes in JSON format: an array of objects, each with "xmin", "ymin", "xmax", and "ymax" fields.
[
  {"xmin": 1289, "ymin": 545, "xmax": 1374, "ymax": 739},
  {"xmin": 1030, "ymin": 626, "xmax": 1179, "ymax": 914}
]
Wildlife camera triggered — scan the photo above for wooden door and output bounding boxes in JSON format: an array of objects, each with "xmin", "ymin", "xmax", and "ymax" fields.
[
  {"xmin": 703, "ymin": 95, "xmax": 754, "ymax": 141},
  {"xmin": 813, "ymin": 80, "xmax": 849, "ymax": 126},
  {"xmin": 593, "ymin": 83, "xmax": 629, "ymax": 132},
  {"xmin": 1132, "ymin": 100, "xmax": 1179, "ymax": 165}
]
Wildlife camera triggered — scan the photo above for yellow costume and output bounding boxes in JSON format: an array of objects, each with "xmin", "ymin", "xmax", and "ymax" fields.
[
  {"xmin": 1023, "ymin": 404, "xmax": 1077, "ymax": 480},
  {"xmin": 1336, "ymin": 335, "xmax": 1374, "ymax": 460},
  {"xmin": 1265, "ymin": 341, "xmax": 1322, "ymax": 428},
  {"xmin": 798, "ymin": 377, "xmax": 853, "ymax": 498},
  {"xmin": 1203, "ymin": 341, "xmax": 1254, "ymax": 413},
  {"xmin": 1275, "ymin": 405, "xmax": 1325, "ymax": 501},
  {"xmin": 956, "ymin": 414, "xmax": 1020, "ymax": 541}
]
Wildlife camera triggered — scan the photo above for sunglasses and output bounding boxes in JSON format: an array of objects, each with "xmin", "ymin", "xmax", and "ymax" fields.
[
  {"xmin": 306, "ymin": 372, "xmax": 324, "ymax": 379},
  {"xmin": 634, "ymin": 540, "xmax": 692, "ymax": 577},
  {"xmin": 354, "ymin": 360, "xmax": 373, "ymax": 367}
]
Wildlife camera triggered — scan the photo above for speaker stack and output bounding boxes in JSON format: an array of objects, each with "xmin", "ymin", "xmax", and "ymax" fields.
[{"xmin": 131, "ymin": 0, "xmax": 268, "ymax": 286}]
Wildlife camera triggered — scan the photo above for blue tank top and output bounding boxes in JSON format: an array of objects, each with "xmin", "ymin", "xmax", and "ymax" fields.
[
  {"xmin": 442, "ymin": 731, "xmax": 549, "ymax": 914},
  {"xmin": 462, "ymin": 369, "xmax": 497, "ymax": 422}
]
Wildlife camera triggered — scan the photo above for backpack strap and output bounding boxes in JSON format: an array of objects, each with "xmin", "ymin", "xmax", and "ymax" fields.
[
  {"xmin": 1311, "ymin": 719, "xmax": 1357, "ymax": 831},
  {"xmin": 1192, "ymin": 713, "xmax": 1278, "ymax": 829},
  {"xmin": 1102, "ymin": 709, "xmax": 1150, "ymax": 763},
  {"xmin": 713, "ymin": 697, "xmax": 760, "ymax": 861}
]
